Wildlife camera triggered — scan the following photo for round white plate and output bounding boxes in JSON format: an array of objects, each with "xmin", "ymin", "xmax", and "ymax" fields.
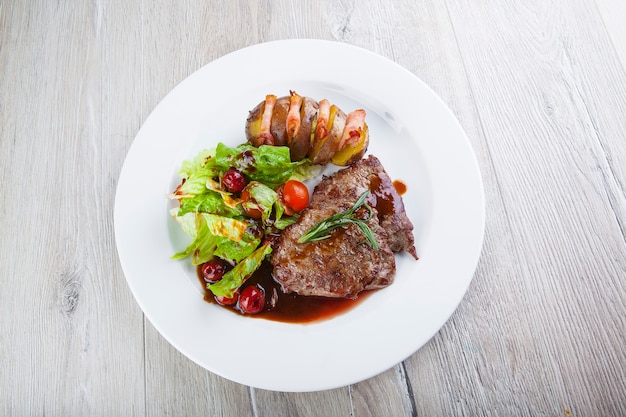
[{"xmin": 114, "ymin": 39, "xmax": 485, "ymax": 392}]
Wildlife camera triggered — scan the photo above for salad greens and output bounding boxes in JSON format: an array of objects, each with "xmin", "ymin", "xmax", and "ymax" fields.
[
  {"xmin": 242, "ymin": 181, "xmax": 284, "ymax": 224},
  {"xmin": 169, "ymin": 142, "xmax": 317, "ymax": 296},
  {"xmin": 208, "ymin": 242, "xmax": 273, "ymax": 297}
]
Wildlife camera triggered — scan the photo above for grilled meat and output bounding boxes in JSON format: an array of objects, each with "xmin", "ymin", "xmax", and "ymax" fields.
[{"xmin": 271, "ymin": 155, "xmax": 417, "ymax": 299}]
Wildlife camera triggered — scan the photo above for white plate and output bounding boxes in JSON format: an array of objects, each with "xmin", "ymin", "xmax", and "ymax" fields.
[{"xmin": 114, "ymin": 39, "xmax": 485, "ymax": 392}]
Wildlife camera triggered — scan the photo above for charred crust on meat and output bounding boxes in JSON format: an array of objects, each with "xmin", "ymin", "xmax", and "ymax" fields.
[{"xmin": 270, "ymin": 155, "xmax": 417, "ymax": 299}]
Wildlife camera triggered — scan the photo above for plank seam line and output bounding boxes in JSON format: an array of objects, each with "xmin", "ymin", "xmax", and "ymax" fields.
[
  {"xmin": 142, "ymin": 316, "xmax": 148, "ymax": 417},
  {"xmin": 400, "ymin": 362, "xmax": 418, "ymax": 417},
  {"xmin": 348, "ymin": 383, "xmax": 355, "ymax": 417},
  {"xmin": 249, "ymin": 385, "xmax": 259, "ymax": 417}
]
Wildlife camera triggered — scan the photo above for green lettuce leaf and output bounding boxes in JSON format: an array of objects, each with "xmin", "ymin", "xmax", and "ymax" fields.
[
  {"xmin": 171, "ymin": 213, "xmax": 220, "ymax": 265},
  {"xmin": 178, "ymin": 191, "xmax": 244, "ymax": 217},
  {"xmin": 179, "ymin": 148, "xmax": 215, "ymax": 180},
  {"xmin": 176, "ymin": 174, "xmax": 209, "ymax": 197},
  {"xmin": 171, "ymin": 212, "xmax": 254, "ymax": 265},
  {"xmin": 202, "ymin": 213, "xmax": 248, "ymax": 241},
  {"xmin": 291, "ymin": 162, "xmax": 324, "ymax": 182},
  {"xmin": 213, "ymin": 143, "xmax": 309, "ymax": 188},
  {"xmin": 273, "ymin": 215, "xmax": 298, "ymax": 231},
  {"xmin": 213, "ymin": 229, "xmax": 261, "ymax": 264},
  {"xmin": 242, "ymin": 181, "xmax": 278, "ymax": 223},
  {"xmin": 208, "ymin": 243, "xmax": 272, "ymax": 297}
]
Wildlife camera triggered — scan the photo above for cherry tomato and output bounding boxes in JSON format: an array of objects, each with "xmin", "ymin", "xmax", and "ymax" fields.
[
  {"xmin": 238, "ymin": 285, "xmax": 265, "ymax": 314},
  {"xmin": 282, "ymin": 180, "xmax": 309, "ymax": 212},
  {"xmin": 201, "ymin": 259, "xmax": 226, "ymax": 283},
  {"xmin": 241, "ymin": 188, "xmax": 263, "ymax": 219},
  {"xmin": 214, "ymin": 289, "xmax": 239, "ymax": 306},
  {"xmin": 222, "ymin": 168, "xmax": 246, "ymax": 193}
]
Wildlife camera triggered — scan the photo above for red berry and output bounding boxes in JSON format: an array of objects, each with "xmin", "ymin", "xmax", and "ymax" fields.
[
  {"xmin": 238, "ymin": 285, "xmax": 265, "ymax": 314},
  {"xmin": 222, "ymin": 168, "xmax": 246, "ymax": 193},
  {"xmin": 201, "ymin": 259, "xmax": 226, "ymax": 283},
  {"xmin": 215, "ymin": 289, "xmax": 239, "ymax": 306}
]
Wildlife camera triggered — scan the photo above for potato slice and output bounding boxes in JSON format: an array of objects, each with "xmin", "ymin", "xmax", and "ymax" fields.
[
  {"xmin": 331, "ymin": 123, "xmax": 369, "ymax": 166},
  {"xmin": 309, "ymin": 105, "xmax": 346, "ymax": 164},
  {"xmin": 289, "ymin": 96, "xmax": 318, "ymax": 161},
  {"xmin": 245, "ymin": 101, "xmax": 265, "ymax": 147},
  {"xmin": 269, "ymin": 96, "xmax": 290, "ymax": 147}
]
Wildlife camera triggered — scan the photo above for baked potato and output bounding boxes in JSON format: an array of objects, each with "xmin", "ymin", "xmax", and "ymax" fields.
[{"xmin": 245, "ymin": 91, "xmax": 369, "ymax": 166}]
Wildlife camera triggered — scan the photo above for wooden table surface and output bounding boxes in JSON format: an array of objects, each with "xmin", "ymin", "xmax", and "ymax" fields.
[{"xmin": 2, "ymin": 1, "xmax": 625, "ymax": 416}]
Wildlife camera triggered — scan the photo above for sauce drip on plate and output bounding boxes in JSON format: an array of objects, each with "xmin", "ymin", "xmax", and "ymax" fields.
[{"xmin": 198, "ymin": 263, "xmax": 371, "ymax": 323}]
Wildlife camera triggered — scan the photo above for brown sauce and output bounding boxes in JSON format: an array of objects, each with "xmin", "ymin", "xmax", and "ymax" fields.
[
  {"xmin": 393, "ymin": 179, "xmax": 407, "ymax": 195},
  {"xmin": 198, "ymin": 262, "xmax": 371, "ymax": 323},
  {"xmin": 368, "ymin": 175, "xmax": 406, "ymax": 217}
]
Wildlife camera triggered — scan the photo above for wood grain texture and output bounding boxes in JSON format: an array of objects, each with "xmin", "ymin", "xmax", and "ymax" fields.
[
  {"xmin": 1, "ymin": 1, "xmax": 146, "ymax": 415},
  {"xmin": 441, "ymin": 0, "xmax": 626, "ymax": 415},
  {"xmin": 1, "ymin": 0, "xmax": 625, "ymax": 416},
  {"xmin": 596, "ymin": 0, "xmax": 626, "ymax": 72}
]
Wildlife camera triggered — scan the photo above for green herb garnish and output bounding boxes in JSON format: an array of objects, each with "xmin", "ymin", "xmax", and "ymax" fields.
[{"xmin": 298, "ymin": 190, "xmax": 380, "ymax": 249}]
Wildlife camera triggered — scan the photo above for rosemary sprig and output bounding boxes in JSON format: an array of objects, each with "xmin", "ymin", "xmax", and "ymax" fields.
[{"xmin": 298, "ymin": 190, "xmax": 380, "ymax": 249}]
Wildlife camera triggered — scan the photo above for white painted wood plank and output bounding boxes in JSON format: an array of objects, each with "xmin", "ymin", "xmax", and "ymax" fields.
[
  {"xmin": 350, "ymin": 366, "xmax": 416, "ymax": 417},
  {"xmin": 439, "ymin": 0, "xmax": 626, "ymax": 415},
  {"xmin": 144, "ymin": 321, "xmax": 255, "ymax": 416},
  {"xmin": 253, "ymin": 388, "xmax": 353, "ymax": 417},
  {"xmin": 596, "ymin": 0, "xmax": 626, "ymax": 71},
  {"xmin": 0, "ymin": 1, "xmax": 146, "ymax": 415}
]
